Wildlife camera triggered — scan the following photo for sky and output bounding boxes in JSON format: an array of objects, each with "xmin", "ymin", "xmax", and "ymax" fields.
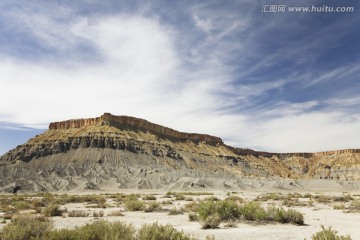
[{"xmin": 0, "ymin": 0, "xmax": 359, "ymax": 154}]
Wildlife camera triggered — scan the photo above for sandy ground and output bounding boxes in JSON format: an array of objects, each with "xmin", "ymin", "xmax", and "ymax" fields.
[{"xmin": 33, "ymin": 190, "xmax": 360, "ymax": 240}]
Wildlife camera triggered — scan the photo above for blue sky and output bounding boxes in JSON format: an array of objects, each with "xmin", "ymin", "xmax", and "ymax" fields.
[{"xmin": 0, "ymin": 0, "xmax": 359, "ymax": 154}]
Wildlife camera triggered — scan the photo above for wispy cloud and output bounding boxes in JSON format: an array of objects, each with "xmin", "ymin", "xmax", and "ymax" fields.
[{"xmin": 0, "ymin": 0, "xmax": 359, "ymax": 153}]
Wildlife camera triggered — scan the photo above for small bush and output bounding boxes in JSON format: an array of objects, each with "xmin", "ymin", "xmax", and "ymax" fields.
[
  {"xmin": 315, "ymin": 195, "xmax": 332, "ymax": 203},
  {"xmin": 142, "ymin": 195, "xmax": 156, "ymax": 201},
  {"xmin": 137, "ymin": 222, "xmax": 196, "ymax": 240},
  {"xmin": 225, "ymin": 196, "xmax": 244, "ymax": 203},
  {"xmin": 46, "ymin": 220, "xmax": 135, "ymax": 240},
  {"xmin": 144, "ymin": 201, "xmax": 162, "ymax": 212},
  {"xmin": 216, "ymin": 200, "xmax": 240, "ymax": 221},
  {"xmin": 3, "ymin": 213, "xmax": 13, "ymax": 220},
  {"xmin": 62, "ymin": 194, "xmax": 106, "ymax": 207},
  {"xmin": 175, "ymin": 195, "xmax": 186, "ymax": 201},
  {"xmin": 108, "ymin": 210, "xmax": 124, "ymax": 216},
  {"xmin": 93, "ymin": 210, "xmax": 104, "ymax": 217},
  {"xmin": 124, "ymin": 199, "xmax": 145, "ymax": 211},
  {"xmin": 168, "ymin": 208, "xmax": 183, "ymax": 215},
  {"xmin": 197, "ymin": 200, "xmax": 238, "ymax": 228},
  {"xmin": 205, "ymin": 196, "xmax": 219, "ymax": 201},
  {"xmin": 283, "ymin": 209, "xmax": 304, "ymax": 225},
  {"xmin": 349, "ymin": 200, "xmax": 360, "ymax": 212},
  {"xmin": 197, "ymin": 201, "xmax": 217, "ymax": 221},
  {"xmin": 303, "ymin": 193, "xmax": 312, "ymax": 198},
  {"xmin": 334, "ymin": 204, "xmax": 346, "ymax": 210},
  {"xmin": 256, "ymin": 193, "xmax": 283, "ymax": 201},
  {"xmin": 162, "ymin": 200, "xmax": 173, "ymax": 205},
  {"xmin": 333, "ymin": 194, "xmax": 353, "ymax": 202},
  {"xmin": 282, "ymin": 197, "xmax": 300, "ymax": 207},
  {"xmin": 239, "ymin": 201, "xmax": 266, "ymax": 221},
  {"xmin": 32, "ymin": 200, "xmax": 46, "ymax": 208},
  {"xmin": 201, "ymin": 214, "xmax": 221, "ymax": 229},
  {"xmin": 312, "ymin": 225, "xmax": 351, "ymax": 240},
  {"xmin": 124, "ymin": 194, "xmax": 140, "ymax": 201},
  {"xmin": 0, "ymin": 214, "xmax": 52, "ymax": 240},
  {"xmin": 67, "ymin": 210, "xmax": 90, "ymax": 217},
  {"xmin": 12, "ymin": 201, "xmax": 31, "ymax": 210},
  {"xmin": 183, "ymin": 201, "xmax": 200, "ymax": 212},
  {"xmin": 43, "ymin": 204, "xmax": 63, "ymax": 217},
  {"xmin": 188, "ymin": 213, "xmax": 199, "ymax": 222},
  {"xmin": 270, "ymin": 207, "xmax": 304, "ymax": 225}
]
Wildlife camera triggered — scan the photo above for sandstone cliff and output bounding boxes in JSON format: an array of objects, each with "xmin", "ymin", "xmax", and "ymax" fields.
[
  {"xmin": 0, "ymin": 113, "xmax": 359, "ymax": 192},
  {"xmin": 49, "ymin": 113, "xmax": 223, "ymax": 146}
]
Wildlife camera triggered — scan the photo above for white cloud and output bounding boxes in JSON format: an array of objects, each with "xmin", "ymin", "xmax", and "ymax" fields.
[
  {"xmin": 242, "ymin": 111, "xmax": 360, "ymax": 152},
  {"xmin": 0, "ymin": 13, "xmax": 182, "ymax": 124},
  {"xmin": 326, "ymin": 96, "xmax": 360, "ymax": 107},
  {"xmin": 0, "ymin": 2, "xmax": 359, "ymax": 154}
]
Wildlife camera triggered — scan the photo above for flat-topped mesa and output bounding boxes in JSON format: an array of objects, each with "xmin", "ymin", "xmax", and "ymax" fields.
[{"xmin": 49, "ymin": 113, "xmax": 223, "ymax": 146}]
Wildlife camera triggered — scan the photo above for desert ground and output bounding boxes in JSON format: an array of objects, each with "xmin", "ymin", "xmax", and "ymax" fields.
[{"xmin": 1, "ymin": 188, "xmax": 359, "ymax": 240}]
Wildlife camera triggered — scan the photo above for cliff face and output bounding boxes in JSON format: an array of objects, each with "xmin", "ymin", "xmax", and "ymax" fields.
[
  {"xmin": 232, "ymin": 147, "xmax": 360, "ymax": 158},
  {"xmin": 49, "ymin": 113, "xmax": 223, "ymax": 146},
  {"xmin": 0, "ymin": 113, "xmax": 359, "ymax": 192}
]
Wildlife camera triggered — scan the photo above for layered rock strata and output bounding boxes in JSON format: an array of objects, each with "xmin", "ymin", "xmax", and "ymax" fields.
[
  {"xmin": 0, "ymin": 113, "xmax": 359, "ymax": 192},
  {"xmin": 49, "ymin": 113, "xmax": 223, "ymax": 146}
]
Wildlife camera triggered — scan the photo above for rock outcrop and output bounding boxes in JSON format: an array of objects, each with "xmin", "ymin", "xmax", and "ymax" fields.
[
  {"xmin": 0, "ymin": 113, "xmax": 359, "ymax": 192},
  {"xmin": 49, "ymin": 113, "xmax": 223, "ymax": 146}
]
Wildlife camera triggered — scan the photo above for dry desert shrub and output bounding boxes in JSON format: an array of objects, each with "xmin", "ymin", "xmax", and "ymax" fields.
[
  {"xmin": 175, "ymin": 195, "xmax": 186, "ymax": 201},
  {"xmin": 45, "ymin": 220, "xmax": 135, "ymax": 240},
  {"xmin": 255, "ymin": 192, "xmax": 283, "ymax": 201},
  {"xmin": 142, "ymin": 195, "xmax": 156, "ymax": 201},
  {"xmin": 58, "ymin": 194, "xmax": 107, "ymax": 208},
  {"xmin": 200, "ymin": 213, "xmax": 222, "ymax": 229},
  {"xmin": 239, "ymin": 201, "xmax": 267, "ymax": 221},
  {"xmin": 137, "ymin": 222, "xmax": 196, "ymax": 240},
  {"xmin": 0, "ymin": 215, "xmax": 198, "ymax": 240},
  {"xmin": 108, "ymin": 210, "xmax": 124, "ymax": 216},
  {"xmin": 312, "ymin": 225, "xmax": 351, "ymax": 240},
  {"xmin": 185, "ymin": 197, "xmax": 194, "ymax": 201},
  {"xmin": 161, "ymin": 200, "xmax": 174, "ymax": 205},
  {"xmin": 197, "ymin": 200, "xmax": 239, "ymax": 229},
  {"xmin": 195, "ymin": 199, "xmax": 304, "ymax": 228},
  {"xmin": 225, "ymin": 195, "xmax": 244, "ymax": 203},
  {"xmin": 333, "ymin": 194, "xmax": 353, "ymax": 202},
  {"xmin": 314, "ymin": 195, "xmax": 332, "ymax": 203},
  {"xmin": 188, "ymin": 213, "xmax": 199, "ymax": 222},
  {"xmin": 144, "ymin": 201, "xmax": 162, "ymax": 212},
  {"xmin": 0, "ymin": 214, "xmax": 52, "ymax": 240},
  {"xmin": 67, "ymin": 210, "xmax": 90, "ymax": 217},
  {"xmin": 183, "ymin": 201, "xmax": 200, "ymax": 212},
  {"xmin": 334, "ymin": 203, "xmax": 346, "ymax": 210},
  {"xmin": 43, "ymin": 204, "xmax": 63, "ymax": 217},
  {"xmin": 348, "ymin": 200, "xmax": 360, "ymax": 212},
  {"xmin": 168, "ymin": 207, "xmax": 183, "ymax": 215},
  {"xmin": 166, "ymin": 191, "xmax": 213, "ymax": 197},
  {"xmin": 93, "ymin": 210, "xmax": 104, "ymax": 217},
  {"xmin": 12, "ymin": 200, "xmax": 31, "ymax": 211},
  {"xmin": 124, "ymin": 199, "xmax": 145, "ymax": 211}
]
